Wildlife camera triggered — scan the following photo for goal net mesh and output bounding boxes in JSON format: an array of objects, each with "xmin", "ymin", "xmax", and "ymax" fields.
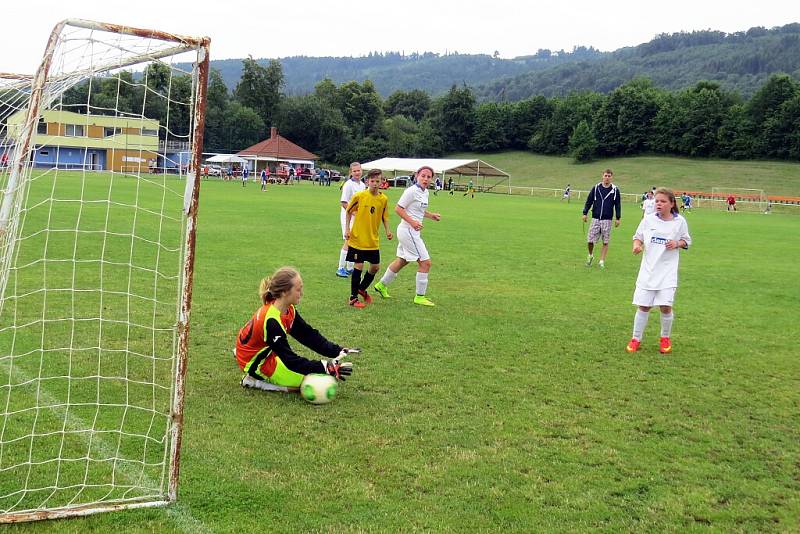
[
  {"xmin": 0, "ymin": 20, "xmax": 208, "ymax": 522},
  {"xmin": 710, "ymin": 187, "xmax": 767, "ymax": 211}
]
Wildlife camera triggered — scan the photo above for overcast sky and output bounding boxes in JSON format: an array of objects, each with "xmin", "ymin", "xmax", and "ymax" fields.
[{"xmin": 2, "ymin": 1, "xmax": 797, "ymax": 73}]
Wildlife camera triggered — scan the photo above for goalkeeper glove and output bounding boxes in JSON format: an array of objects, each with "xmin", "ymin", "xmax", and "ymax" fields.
[{"xmin": 324, "ymin": 359, "xmax": 353, "ymax": 381}]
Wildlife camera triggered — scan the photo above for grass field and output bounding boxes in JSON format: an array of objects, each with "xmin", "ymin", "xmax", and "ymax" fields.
[
  {"xmin": 449, "ymin": 152, "xmax": 800, "ymax": 198},
  {"xmin": 3, "ymin": 157, "xmax": 800, "ymax": 531}
]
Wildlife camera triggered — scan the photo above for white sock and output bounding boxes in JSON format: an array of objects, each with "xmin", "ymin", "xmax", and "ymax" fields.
[
  {"xmin": 660, "ymin": 312, "xmax": 674, "ymax": 338},
  {"xmin": 380, "ymin": 267, "xmax": 398, "ymax": 286},
  {"xmin": 338, "ymin": 249, "xmax": 347, "ymax": 270},
  {"xmin": 632, "ymin": 309, "xmax": 650, "ymax": 340},
  {"xmin": 415, "ymin": 272, "xmax": 429, "ymax": 296}
]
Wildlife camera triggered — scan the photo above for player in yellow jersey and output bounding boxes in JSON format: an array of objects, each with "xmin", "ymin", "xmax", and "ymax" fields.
[{"xmin": 344, "ymin": 169, "xmax": 393, "ymax": 308}]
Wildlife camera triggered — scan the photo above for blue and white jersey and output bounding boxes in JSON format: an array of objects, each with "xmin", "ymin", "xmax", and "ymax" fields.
[
  {"xmin": 633, "ymin": 213, "xmax": 692, "ymax": 290},
  {"xmin": 396, "ymin": 183, "xmax": 429, "ymax": 230}
]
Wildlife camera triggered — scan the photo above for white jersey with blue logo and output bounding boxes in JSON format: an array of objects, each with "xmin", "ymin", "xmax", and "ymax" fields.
[{"xmin": 633, "ymin": 213, "xmax": 692, "ymax": 290}]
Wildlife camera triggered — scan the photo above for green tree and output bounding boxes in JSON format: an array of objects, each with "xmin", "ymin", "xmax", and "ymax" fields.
[
  {"xmin": 383, "ymin": 115, "xmax": 419, "ymax": 156},
  {"xmin": 336, "ymin": 80, "xmax": 384, "ymax": 138},
  {"xmin": 529, "ymin": 92, "xmax": 602, "ymax": 154},
  {"xmin": 412, "ymin": 119, "xmax": 444, "ymax": 158},
  {"xmin": 509, "ymin": 96, "xmax": 553, "ymax": 149},
  {"xmin": 430, "ymin": 84, "xmax": 476, "ymax": 152},
  {"xmin": 222, "ymin": 102, "xmax": 265, "ymax": 151},
  {"xmin": 568, "ymin": 120, "xmax": 598, "ymax": 162},
  {"xmin": 593, "ymin": 78, "xmax": 662, "ymax": 156},
  {"xmin": 384, "ymin": 89, "xmax": 431, "ymax": 121},
  {"xmin": 677, "ymin": 81, "xmax": 738, "ymax": 156},
  {"xmin": 203, "ymin": 70, "xmax": 231, "ymax": 152},
  {"xmin": 470, "ymin": 102, "xmax": 512, "ymax": 151},
  {"xmin": 234, "ymin": 57, "xmax": 284, "ymax": 127},
  {"xmin": 716, "ymin": 104, "xmax": 755, "ymax": 159}
]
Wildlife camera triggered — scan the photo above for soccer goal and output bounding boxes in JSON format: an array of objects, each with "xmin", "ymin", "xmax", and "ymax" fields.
[
  {"xmin": 0, "ymin": 20, "xmax": 209, "ymax": 523},
  {"xmin": 711, "ymin": 187, "xmax": 767, "ymax": 212}
]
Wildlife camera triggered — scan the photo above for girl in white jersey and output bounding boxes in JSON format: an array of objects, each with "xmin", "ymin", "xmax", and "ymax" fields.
[
  {"xmin": 373, "ymin": 166, "xmax": 442, "ymax": 306},
  {"xmin": 336, "ymin": 162, "xmax": 366, "ymax": 277},
  {"xmin": 626, "ymin": 188, "xmax": 692, "ymax": 355}
]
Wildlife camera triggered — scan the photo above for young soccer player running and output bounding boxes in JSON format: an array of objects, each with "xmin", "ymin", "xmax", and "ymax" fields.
[
  {"xmin": 336, "ymin": 162, "xmax": 366, "ymax": 277},
  {"xmin": 235, "ymin": 267, "xmax": 358, "ymax": 392},
  {"xmin": 374, "ymin": 166, "xmax": 442, "ymax": 306},
  {"xmin": 625, "ymin": 188, "xmax": 692, "ymax": 355},
  {"xmin": 344, "ymin": 169, "xmax": 393, "ymax": 308}
]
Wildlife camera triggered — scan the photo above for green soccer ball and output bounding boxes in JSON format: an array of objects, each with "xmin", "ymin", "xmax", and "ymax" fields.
[{"xmin": 300, "ymin": 374, "xmax": 337, "ymax": 404}]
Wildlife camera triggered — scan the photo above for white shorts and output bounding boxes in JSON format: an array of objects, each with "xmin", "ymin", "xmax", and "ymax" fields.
[
  {"xmin": 633, "ymin": 287, "xmax": 676, "ymax": 307},
  {"xmin": 396, "ymin": 224, "xmax": 430, "ymax": 262},
  {"xmin": 340, "ymin": 209, "xmax": 354, "ymax": 240}
]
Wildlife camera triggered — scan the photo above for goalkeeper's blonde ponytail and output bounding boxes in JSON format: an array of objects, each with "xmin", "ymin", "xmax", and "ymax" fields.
[{"xmin": 259, "ymin": 267, "xmax": 299, "ymax": 303}]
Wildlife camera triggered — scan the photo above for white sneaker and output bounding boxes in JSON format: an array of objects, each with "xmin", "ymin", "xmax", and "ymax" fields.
[
  {"xmin": 241, "ymin": 375, "xmax": 289, "ymax": 392},
  {"xmin": 599, "ymin": 261, "xmax": 605, "ymax": 269}
]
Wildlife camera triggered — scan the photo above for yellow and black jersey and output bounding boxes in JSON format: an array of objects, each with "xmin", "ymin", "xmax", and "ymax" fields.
[{"xmin": 346, "ymin": 190, "xmax": 389, "ymax": 250}]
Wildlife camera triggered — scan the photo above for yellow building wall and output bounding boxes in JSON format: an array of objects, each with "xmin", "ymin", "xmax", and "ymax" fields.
[
  {"xmin": 87, "ymin": 125, "xmax": 104, "ymax": 139},
  {"xmin": 107, "ymin": 149, "xmax": 159, "ymax": 173}
]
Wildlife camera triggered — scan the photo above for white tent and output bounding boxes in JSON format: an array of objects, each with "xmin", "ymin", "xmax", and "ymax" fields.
[
  {"xmin": 362, "ymin": 157, "xmax": 510, "ymax": 192},
  {"xmin": 361, "ymin": 158, "xmax": 508, "ymax": 177},
  {"xmin": 206, "ymin": 154, "xmax": 249, "ymax": 165}
]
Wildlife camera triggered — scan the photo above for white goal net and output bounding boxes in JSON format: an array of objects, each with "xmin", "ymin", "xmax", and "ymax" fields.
[
  {"xmin": 710, "ymin": 187, "xmax": 767, "ymax": 212},
  {"xmin": 0, "ymin": 20, "xmax": 209, "ymax": 522}
]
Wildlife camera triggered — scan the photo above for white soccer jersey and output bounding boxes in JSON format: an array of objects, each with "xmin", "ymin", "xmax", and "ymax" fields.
[
  {"xmin": 642, "ymin": 198, "xmax": 656, "ymax": 215},
  {"xmin": 633, "ymin": 213, "xmax": 692, "ymax": 290},
  {"xmin": 340, "ymin": 178, "xmax": 365, "ymax": 205},
  {"xmin": 340, "ymin": 178, "xmax": 366, "ymax": 236},
  {"xmin": 396, "ymin": 184, "xmax": 429, "ymax": 229}
]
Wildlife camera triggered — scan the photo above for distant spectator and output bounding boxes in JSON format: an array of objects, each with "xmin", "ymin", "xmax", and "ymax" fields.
[
  {"xmin": 582, "ymin": 169, "xmax": 621, "ymax": 270},
  {"xmin": 641, "ymin": 190, "xmax": 656, "ymax": 217}
]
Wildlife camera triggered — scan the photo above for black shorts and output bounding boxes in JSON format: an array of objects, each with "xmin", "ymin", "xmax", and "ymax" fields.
[{"xmin": 346, "ymin": 247, "xmax": 380, "ymax": 265}]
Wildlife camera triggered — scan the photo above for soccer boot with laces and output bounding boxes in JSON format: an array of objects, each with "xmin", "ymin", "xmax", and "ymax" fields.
[
  {"xmin": 373, "ymin": 281, "xmax": 391, "ymax": 299},
  {"xmin": 659, "ymin": 337, "xmax": 672, "ymax": 354},
  {"xmin": 358, "ymin": 289, "xmax": 373, "ymax": 305},
  {"xmin": 336, "ymin": 267, "xmax": 349, "ymax": 278},
  {"xmin": 241, "ymin": 375, "xmax": 290, "ymax": 392},
  {"xmin": 413, "ymin": 295, "xmax": 436, "ymax": 307},
  {"xmin": 625, "ymin": 338, "xmax": 641, "ymax": 353},
  {"xmin": 349, "ymin": 297, "xmax": 366, "ymax": 309}
]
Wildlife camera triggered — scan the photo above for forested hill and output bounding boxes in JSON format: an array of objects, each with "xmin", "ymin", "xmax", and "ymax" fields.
[
  {"xmin": 477, "ymin": 24, "xmax": 800, "ymax": 100},
  {"xmin": 206, "ymin": 47, "xmax": 606, "ymax": 97},
  {"xmin": 206, "ymin": 23, "xmax": 800, "ymax": 100}
]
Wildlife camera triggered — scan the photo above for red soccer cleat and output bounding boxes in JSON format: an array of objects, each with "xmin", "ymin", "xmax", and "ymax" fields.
[
  {"xmin": 659, "ymin": 337, "xmax": 672, "ymax": 354},
  {"xmin": 348, "ymin": 297, "xmax": 365, "ymax": 309},
  {"xmin": 626, "ymin": 338, "xmax": 641, "ymax": 353},
  {"xmin": 358, "ymin": 289, "xmax": 373, "ymax": 305}
]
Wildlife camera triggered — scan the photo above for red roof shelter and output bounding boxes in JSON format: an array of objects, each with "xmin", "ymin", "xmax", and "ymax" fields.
[{"xmin": 237, "ymin": 127, "xmax": 319, "ymax": 174}]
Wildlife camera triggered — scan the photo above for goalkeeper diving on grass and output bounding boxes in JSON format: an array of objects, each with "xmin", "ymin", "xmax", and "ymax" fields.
[{"xmin": 235, "ymin": 266, "xmax": 359, "ymax": 392}]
